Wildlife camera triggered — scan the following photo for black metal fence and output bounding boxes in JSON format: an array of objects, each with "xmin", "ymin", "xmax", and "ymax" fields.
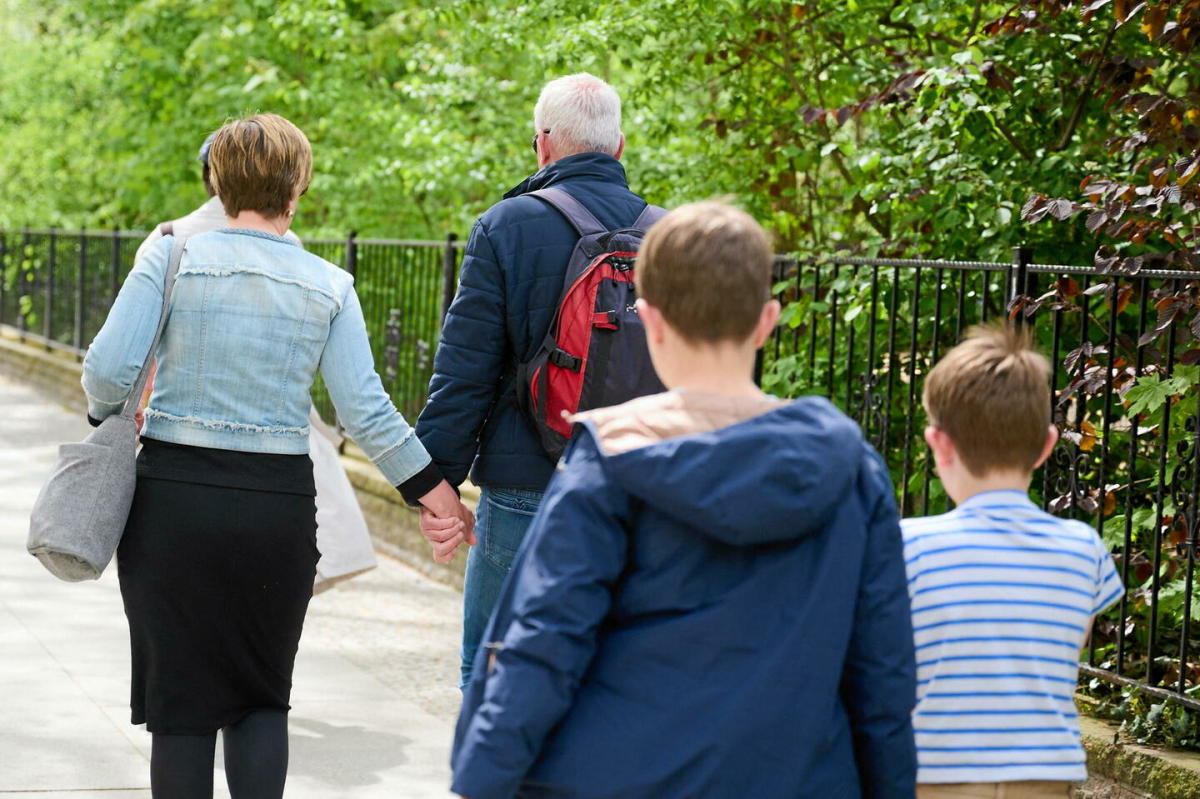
[
  {"xmin": 0, "ymin": 228, "xmax": 462, "ymax": 423},
  {"xmin": 764, "ymin": 251, "xmax": 1200, "ymax": 712},
  {"xmin": 3, "ymin": 227, "xmax": 1199, "ymax": 713}
]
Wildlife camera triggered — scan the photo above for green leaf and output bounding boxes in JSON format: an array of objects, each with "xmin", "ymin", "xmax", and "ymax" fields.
[{"xmin": 1125, "ymin": 376, "xmax": 1174, "ymax": 417}]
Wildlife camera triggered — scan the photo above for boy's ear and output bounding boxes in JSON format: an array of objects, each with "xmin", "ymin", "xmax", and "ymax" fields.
[
  {"xmin": 636, "ymin": 298, "xmax": 665, "ymax": 345},
  {"xmin": 752, "ymin": 300, "xmax": 782, "ymax": 348},
  {"xmin": 924, "ymin": 425, "xmax": 956, "ymax": 469},
  {"xmin": 1033, "ymin": 424, "xmax": 1059, "ymax": 469}
]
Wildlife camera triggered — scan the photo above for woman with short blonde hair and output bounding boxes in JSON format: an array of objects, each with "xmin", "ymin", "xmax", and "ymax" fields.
[{"xmin": 83, "ymin": 113, "xmax": 471, "ymax": 799}]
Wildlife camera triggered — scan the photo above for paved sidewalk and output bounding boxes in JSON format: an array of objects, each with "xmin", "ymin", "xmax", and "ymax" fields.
[{"xmin": 0, "ymin": 375, "xmax": 463, "ymax": 797}]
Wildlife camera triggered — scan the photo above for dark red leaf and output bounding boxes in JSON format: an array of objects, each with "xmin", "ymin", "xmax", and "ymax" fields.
[
  {"xmin": 800, "ymin": 105, "xmax": 826, "ymax": 125},
  {"xmin": 1143, "ymin": 3, "xmax": 1168, "ymax": 39},
  {"xmin": 1021, "ymin": 194, "xmax": 1046, "ymax": 220},
  {"xmin": 1057, "ymin": 276, "xmax": 1082, "ymax": 298},
  {"xmin": 980, "ymin": 61, "xmax": 1013, "ymax": 91},
  {"xmin": 1180, "ymin": 348, "xmax": 1200, "ymax": 365},
  {"xmin": 1086, "ymin": 210, "xmax": 1108, "ymax": 232},
  {"xmin": 1095, "ymin": 247, "xmax": 1121, "ymax": 273},
  {"xmin": 1114, "ymin": 283, "xmax": 1134, "ymax": 314},
  {"xmin": 835, "ymin": 105, "xmax": 853, "ymax": 125},
  {"xmin": 1065, "ymin": 343, "xmax": 1094, "ymax": 372},
  {"xmin": 1138, "ymin": 297, "xmax": 1187, "ymax": 346},
  {"xmin": 1115, "ymin": 2, "xmax": 1148, "ymax": 27},
  {"xmin": 1048, "ymin": 198, "xmax": 1079, "ymax": 220},
  {"xmin": 1049, "ymin": 494, "xmax": 1073, "ymax": 513},
  {"xmin": 1007, "ymin": 296, "xmax": 1031, "ymax": 320},
  {"xmin": 1118, "ymin": 255, "xmax": 1144, "ymax": 275},
  {"xmin": 1082, "ymin": 0, "xmax": 1113, "ymax": 21}
]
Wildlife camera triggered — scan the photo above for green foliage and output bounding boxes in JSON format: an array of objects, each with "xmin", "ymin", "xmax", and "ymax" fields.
[
  {"xmin": 1, "ymin": 0, "xmax": 546, "ymax": 235},
  {"xmin": 1083, "ymin": 681, "xmax": 1200, "ymax": 751},
  {"xmin": 5, "ymin": 0, "xmax": 1193, "ymax": 259},
  {"xmin": 1126, "ymin": 367, "xmax": 1200, "ymax": 418}
]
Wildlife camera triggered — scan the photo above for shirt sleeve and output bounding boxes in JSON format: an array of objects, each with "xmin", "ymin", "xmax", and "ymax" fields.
[
  {"xmin": 414, "ymin": 219, "xmax": 508, "ymax": 487},
  {"xmin": 81, "ymin": 237, "xmax": 171, "ymax": 422},
  {"xmin": 450, "ymin": 432, "xmax": 631, "ymax": 799},
  {"xmin": 1093, "ymin": 531, "xmax": 1124, "ymax": 616},
  {"xmin": 840, "ymin": 450, "xmax": 918, "ymax": 799},
  {"xmin": 319, "ymin": 281, "xmax": 433, "ymax": 487},
  {"xmin": 899, "ymin": 518, "xmax": 920, "ymax": 601}
]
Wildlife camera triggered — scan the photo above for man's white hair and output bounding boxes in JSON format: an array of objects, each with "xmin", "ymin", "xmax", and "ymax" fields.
[{"xmin": 533, "ymin": 73, "xmax": 622, "ymax": 157}]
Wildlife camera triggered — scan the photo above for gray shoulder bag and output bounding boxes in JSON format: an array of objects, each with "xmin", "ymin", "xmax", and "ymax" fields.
[{"xmin": 27, "ymin": 236, "xmax": 187, "ymax": 582}]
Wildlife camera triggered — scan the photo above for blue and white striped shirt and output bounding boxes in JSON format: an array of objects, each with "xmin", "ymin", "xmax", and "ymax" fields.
[{"xmin": 901, "ymin": 490, "xmax": 1123, "ymax": 784}]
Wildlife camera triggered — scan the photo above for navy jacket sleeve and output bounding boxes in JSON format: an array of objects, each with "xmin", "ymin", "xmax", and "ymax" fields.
[
  {"xmin": 840, "ymin": 449, "xmax": 918, "ymax": 798},
  {"xmin": 450, "ymin": 433, "xmax": 631, "ymax": 799},
  {"xmin": 415, "ymin": 220, "xmax": 508, "ymax": 486}
]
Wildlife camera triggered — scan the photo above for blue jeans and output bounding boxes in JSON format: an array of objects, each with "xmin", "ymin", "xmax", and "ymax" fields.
[{"xmin": 460, "ymin": 486, "xmax": 544, "ymax": 686}]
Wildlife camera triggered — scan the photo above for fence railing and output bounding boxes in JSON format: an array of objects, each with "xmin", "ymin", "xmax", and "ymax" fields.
[
  {"xmin": 3, "ymin": 226, "xmax": 1198, "ymax": 713},
  {"xmin": 764, "ymin": 250, "xmax": 1200, "ymax": 712},
  {"xmin": 0, "ymin": 228, "xmax": 462, "ymax": 423}
]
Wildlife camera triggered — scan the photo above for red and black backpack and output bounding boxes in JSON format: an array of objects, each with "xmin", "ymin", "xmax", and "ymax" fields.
[{"xmin": 516, "ymin": 187, "xmax": 668, "ymax": 460}]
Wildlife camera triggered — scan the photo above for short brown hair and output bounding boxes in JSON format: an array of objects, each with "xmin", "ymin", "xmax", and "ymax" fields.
[
  {"xmin": 208, "ymin": 114, "xmax": 312, "ymax": 219},
  {"xmin": 636, "ymin": 201, "xmax": 773, "ymax": 343},
  {"xmin": 923, "ymin": 324, "xmax": 1052, "ymax": 477}
]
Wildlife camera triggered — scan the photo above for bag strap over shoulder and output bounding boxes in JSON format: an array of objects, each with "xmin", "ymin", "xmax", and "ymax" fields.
[
  {"xmin": 528, "ymin": 187, "xmax": 607, "ymax": 238},
  {"xmin": 121, "ymin": 236, "xmax": 187, "ymax": 419},
  {"xmin": 633, "ymin": 203, "xmax": 668, "ymax": 231}
]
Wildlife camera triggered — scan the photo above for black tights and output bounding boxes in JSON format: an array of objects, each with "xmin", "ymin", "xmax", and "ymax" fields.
[{"xmin": 150, "ymin": 708, "xmax": 288, "ymax": 799}]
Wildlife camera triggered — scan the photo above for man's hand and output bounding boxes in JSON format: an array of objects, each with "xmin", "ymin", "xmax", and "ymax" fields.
[
  {"xmin": 420, "ymin": 506, "xmax": 476, "ymax": 563},
  {"xmin": 135, "ymin": 360, "xmax": 156, "ymax": 435},
  {"xmin": 418, "ymin": 480, "xmax": 477, "ymax": 563}
]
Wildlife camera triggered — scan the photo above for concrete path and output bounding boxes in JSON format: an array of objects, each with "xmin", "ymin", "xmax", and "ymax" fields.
[{"xmin": 0, "ymin": 375, "xmax": 463, "ymax": 797}]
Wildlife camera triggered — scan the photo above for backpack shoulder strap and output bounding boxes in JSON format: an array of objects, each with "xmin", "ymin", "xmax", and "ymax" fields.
[
  {"xmin": 528, "ymin": 187, "xmax": 606, "ymax": 238},
  {"xmin": 633, "ymin": 203, "xmax": 667, "ymax": 231}
]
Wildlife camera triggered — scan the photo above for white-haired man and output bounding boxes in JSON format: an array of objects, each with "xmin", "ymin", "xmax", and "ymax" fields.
[{"xmin": 415, "ymin": 73, "xmax": 655, "ymax": 686}]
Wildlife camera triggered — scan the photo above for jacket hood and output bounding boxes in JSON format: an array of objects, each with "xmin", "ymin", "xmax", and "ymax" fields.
[
  {"xmin": 576, "ymin": 395, "xmax": 865, "ymax": 547},
  {"xmin": 503, "ymin": 152, "xmax": 629, "ymax": 199}
]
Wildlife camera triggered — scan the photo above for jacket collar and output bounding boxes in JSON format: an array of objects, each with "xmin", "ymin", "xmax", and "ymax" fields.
[
  {"xmin": 218, "ymin": 227, "xmax": 301, "ymax": 248},
  {"xmin": 503, "ymin": 152, "xmax": 629, "ymax": 199}
]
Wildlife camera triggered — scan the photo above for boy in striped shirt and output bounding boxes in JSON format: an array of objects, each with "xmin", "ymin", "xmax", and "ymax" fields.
[{"xmin": 902, "ymin": 325, "xmax": 1123, "ymax": 798}]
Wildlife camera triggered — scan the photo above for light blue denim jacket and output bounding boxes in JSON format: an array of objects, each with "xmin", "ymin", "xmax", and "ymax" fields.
[{"xmin": 82, "ymin": 228, "xmax": 432, "ymax": 487}]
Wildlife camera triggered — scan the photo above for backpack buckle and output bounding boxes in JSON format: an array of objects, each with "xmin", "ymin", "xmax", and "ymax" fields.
[
  {"xmin": 592, "ymin": 311, "xmax": 619, "ymax": 330},
  {"xmin": 608, "ymin": 255, "xmax": 634, "ymax": 272},
  {"xmin": 549, "ymin": 348, "xmax": 582, "ymax": 372}
]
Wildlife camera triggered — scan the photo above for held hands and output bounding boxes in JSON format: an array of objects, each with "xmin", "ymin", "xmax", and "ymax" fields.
[
  {"xmin": 417, "ymin": 480, "xmax": 476, "ymax": 563},
  {"xmin": 135, "ymin": 361, "xmax": 157, "ymax": 436}
]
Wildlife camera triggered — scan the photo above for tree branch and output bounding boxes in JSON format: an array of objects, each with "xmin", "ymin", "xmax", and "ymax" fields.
[
  {"xmin": 828, "ymin": 145, "xmax": 892, "ymax": 238},
  {"xmin": 967, "ymin": 2, "xmax": 984, "ymax": 40},
  {"xmin": 1050, "ymin": 22, "xmax": 1119, "ymax": 152},
  {"xmin": 987, "ymin": 112, "xmax": 1036, "ymax": 161}
]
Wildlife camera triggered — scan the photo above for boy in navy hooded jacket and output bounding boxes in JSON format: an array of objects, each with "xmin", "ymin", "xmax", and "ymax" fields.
[{"xmin": 451, "ymin": 201, "xmax": 917, "ymax": 799}]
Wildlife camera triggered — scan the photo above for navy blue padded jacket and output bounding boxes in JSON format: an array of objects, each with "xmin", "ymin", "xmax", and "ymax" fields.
[
  {"xmin": 415, "ymin": 153, "xmax": 649, "ymax": 489},
  {"xmin": 451, "ymin": 395, "xmax": 918, "ymax": 799}
]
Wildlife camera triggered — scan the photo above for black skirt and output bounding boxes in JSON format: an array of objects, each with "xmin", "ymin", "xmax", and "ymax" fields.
[{"xmin": 117, "ymin": 438, "xmax": 318, "ymax": 734}]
